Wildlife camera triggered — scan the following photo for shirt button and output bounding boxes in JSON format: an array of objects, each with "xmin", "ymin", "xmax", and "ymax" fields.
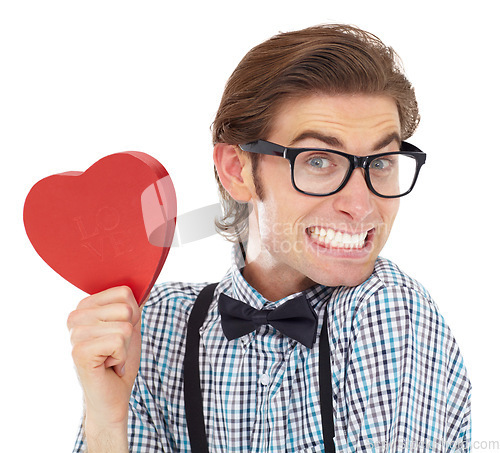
[{"xmin": 259, "ymin": 373, "xmax": 270, "ymax": 386}]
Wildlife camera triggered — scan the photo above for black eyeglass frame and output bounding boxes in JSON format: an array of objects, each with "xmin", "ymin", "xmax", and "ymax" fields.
[{"xmin": 239, "ymin": 139, "xmax": 427, "ymax": 199}]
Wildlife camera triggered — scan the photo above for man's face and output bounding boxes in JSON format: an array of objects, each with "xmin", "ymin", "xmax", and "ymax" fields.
[{"xmin": 243, "ymin": 94, "xmax": 401, "ymax": 289}]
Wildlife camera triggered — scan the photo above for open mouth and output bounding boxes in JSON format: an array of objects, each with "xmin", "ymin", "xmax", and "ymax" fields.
[{"xmin": 306, "ymin": 226, "xmax": 373, "ymax": 250}]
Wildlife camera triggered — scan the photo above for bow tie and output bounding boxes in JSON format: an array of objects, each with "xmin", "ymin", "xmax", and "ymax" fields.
[{"xmin": 218, "ymin": 292, "xmax": 318, "ymax": 348}]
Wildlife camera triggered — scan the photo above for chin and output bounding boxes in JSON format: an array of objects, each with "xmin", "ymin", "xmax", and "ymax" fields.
[{"xmin": 307, "ymin": 260, "xmax": 377, "ymax": 288}]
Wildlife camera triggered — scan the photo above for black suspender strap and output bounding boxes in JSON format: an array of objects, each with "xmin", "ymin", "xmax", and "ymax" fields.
[
  {"xmin": 319, "ymin": 307, "xmax": 335, "ymax": 453},
  {"xmin": 183, "ymin": 283, "xmax": 335, "ymax": 452},
  {"xmin": 183, "ymin": 283, "xmax": 217, "ymax": 453}
]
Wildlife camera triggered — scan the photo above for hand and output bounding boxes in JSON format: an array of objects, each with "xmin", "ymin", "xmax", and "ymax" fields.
[{"xmin": 67, "ymin": 286, "xmax": 142, "ymax": 434}]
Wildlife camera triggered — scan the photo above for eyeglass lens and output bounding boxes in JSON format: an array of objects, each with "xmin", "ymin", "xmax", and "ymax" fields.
[{"xmin": 293, "ymin": 151, "xmax": 418, "ymax": 197}]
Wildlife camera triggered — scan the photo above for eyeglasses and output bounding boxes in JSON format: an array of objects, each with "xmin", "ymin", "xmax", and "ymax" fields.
[{"xmin": 239, "ymin": 140, "xmax": 426, "ymax": 198}]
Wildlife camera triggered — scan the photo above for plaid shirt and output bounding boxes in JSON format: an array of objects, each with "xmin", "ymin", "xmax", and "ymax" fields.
[{"xmin": 73, "ymin": 248, "xmax": 471, "ymax": 452}]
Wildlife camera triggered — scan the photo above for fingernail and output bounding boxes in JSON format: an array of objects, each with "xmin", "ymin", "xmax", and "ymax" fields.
[{"xmin": 120, "ymin": 365, "xmax": 126, "ymax": 376}]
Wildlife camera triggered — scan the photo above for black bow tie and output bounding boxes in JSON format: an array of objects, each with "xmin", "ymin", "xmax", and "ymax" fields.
[{"xmin": 218, "ymin": 292, "xmax": 318, "ymax": 348}]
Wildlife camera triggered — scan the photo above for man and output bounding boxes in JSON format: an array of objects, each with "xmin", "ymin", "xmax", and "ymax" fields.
[{"xmin": 69, "ymin": 24, "xmax": 471, "ymax": 452}]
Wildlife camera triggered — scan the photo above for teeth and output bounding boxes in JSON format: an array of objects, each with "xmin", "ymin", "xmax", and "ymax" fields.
[{"xmin": 308, "ymin": 227, "xmax": 368, "ymax": 249}]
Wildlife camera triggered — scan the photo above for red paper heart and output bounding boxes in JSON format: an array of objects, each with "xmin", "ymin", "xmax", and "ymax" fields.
[{"xmin": 23, "ymin": 152, "xmax": 176, "ymax": 305}]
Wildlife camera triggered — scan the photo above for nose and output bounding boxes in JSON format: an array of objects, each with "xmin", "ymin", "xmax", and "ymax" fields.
[{"xmin": 330, "ymin": 168, "xmax": 375, "ymax": 221}]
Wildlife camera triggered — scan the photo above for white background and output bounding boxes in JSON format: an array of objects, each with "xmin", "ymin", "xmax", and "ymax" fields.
[{"xmin": 1, "ymin": 0, "xmax": 499, "ymax": 451}]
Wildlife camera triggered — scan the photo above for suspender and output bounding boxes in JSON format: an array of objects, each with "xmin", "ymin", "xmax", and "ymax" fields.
[
  {"xmin": 183, "ymin": 283, "xmax": 335, "ymax": 452},
  {"xmin": 319, "ymin": 305, "xmax": 335, "ymax": 453},
  {"xmin": 184, "ymin": 283, "xmax": 217, "ymax": 452}
]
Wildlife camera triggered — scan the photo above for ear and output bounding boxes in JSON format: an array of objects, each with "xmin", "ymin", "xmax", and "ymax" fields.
[{"xmin": 213, "ymin": 143, "xmax": 254, "ymax": 202}]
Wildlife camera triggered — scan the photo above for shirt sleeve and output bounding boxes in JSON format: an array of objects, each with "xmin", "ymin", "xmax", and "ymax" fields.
[
  {"xmin": 126, "ymin": 374, "xmax": 173, "ymax": 452},
  {"xmin": 72, "ymin": 421, "xmax": 85, "ymax": 452},
  {"xmin": 337, "ymin": 284, "xmax": 471, "ymax": 452},
  {"xmin": 71, "ymin": 387, "xmax": 173, "ymax": 453}
]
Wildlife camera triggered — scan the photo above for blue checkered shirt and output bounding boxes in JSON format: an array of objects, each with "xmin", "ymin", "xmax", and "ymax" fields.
[{"xmin": 73, "ymin": 249, "xmax": 471, "ymax": 452}]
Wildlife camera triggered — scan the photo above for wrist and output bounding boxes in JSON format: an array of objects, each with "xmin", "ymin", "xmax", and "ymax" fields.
[{"xmin": 85, "ymin": 414, "xmax": 128, "ymax": 453}]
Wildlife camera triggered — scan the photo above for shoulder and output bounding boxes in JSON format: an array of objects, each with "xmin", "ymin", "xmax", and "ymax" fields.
[
  {"xmin": 334, "ymin": 257, "xmax": 469, "ymax": 379},
  {"xmin": 145, "ymin": 280, "xmax": 209, "ymax": 312},
  {"xmin": 330, "ymin": 257, "xmax": 457, "ymax": 358},
  {"xmin": 334, "ymin": 256, "xmax": 436, "ymax": 320},
  {"xmin": 366, "ymin": 257, "xmax": 441, "ymax": 324},
  {"xmin": 371, "ymin": 256, "xmax": 430, "ymax": 296},
  {"xmin": 361, "ymin": 256, "xmax": 432, "ymax": 302},
  {"xmin": 141, "ymin": 281, "xmax": 209, "ymax": 337}
]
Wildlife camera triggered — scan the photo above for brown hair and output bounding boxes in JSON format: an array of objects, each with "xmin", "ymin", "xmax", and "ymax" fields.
[{"xmin": 212, "ymin": 24, "xmax": 420, "ymax": 242}]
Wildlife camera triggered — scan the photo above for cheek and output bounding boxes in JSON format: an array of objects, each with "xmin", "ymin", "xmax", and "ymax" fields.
[
  {"xmin": 257, "ymin": 201, "xmax": 290, "ymax": 241},
  {"xmin": 387, "ymin": 199, "xmax": 400, "ymax": 222},
  {"xmin": 378, "ymin": 198, "xmax": 400, "ymax": 237},
  {"xmin": 255, "ymin": 197, "xmax": 301, "ymax": 249},
  {"xmin": 255, "ymin": 162, "xmax": 322, "ymax": 243}
]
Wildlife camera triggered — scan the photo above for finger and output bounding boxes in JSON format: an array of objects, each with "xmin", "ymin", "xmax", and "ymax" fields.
[
  {"xmin": 71, "ymin": 332, "xmax": 130, "ymax": 375},
  {"xmin": 77, "ymin": 286, "xmax": 138, "ymax": 312},
  {"xmin": 67, "ymin": 302, "xmax": 137, "ymax": 330},
  {"xmin": 69, "ymin": 321, "xmax": 134, "ymax": 347},
  {"xmin": 103, "ymin": 357, "xmax": 127, "ymax": 378}
]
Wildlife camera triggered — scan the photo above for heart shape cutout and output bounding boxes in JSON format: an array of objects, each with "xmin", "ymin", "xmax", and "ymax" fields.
[{"xmin": 23, "ymin": 151, "xmax": 176, "ymax": 305}]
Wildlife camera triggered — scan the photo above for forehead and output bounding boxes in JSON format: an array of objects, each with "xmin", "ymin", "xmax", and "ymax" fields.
[{"xmin": 268, "ymin": 94, "xmax": 401, "ymax": 149}]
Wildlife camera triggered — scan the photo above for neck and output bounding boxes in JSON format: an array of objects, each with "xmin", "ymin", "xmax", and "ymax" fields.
[
  {"xmin": 242, "ymin": 243, "xmax": 315, "ymax": 301},
  {"xmin": 241, "ymin": 205, "xmax": 315, "ymax": 301}
]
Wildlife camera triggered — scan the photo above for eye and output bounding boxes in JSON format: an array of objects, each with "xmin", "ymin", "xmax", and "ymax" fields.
[
  {"xmin": 306, "ymin": 156, "xmax": 331, "ymax": 169},
  {"xmin": 370, "ymin": 158, "xmax": 392, "ymax": 170}
]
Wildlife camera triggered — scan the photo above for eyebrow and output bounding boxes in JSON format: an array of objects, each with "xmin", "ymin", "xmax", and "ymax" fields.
[
  {"xmin": 373, "ymin": 132, "xmax": 402, "ymax": 151},
  {"xmin": 289, "ymin": 131, "xmax": 344, "ymax": 149},
  {"xmin": 289, "ymin": 130, "xmax": 402, "ymax": 151}
]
